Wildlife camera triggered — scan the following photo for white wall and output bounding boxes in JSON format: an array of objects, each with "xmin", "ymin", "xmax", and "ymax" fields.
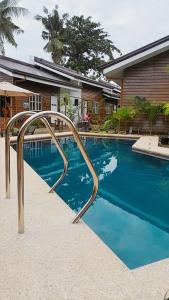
[{"xmin": 60, "ymin": 88, "xmax": 82, "ymax": 124}]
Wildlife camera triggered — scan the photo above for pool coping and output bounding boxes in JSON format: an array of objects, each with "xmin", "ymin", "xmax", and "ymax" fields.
[
  {"xmin": 10, "ymin": 131, "xmax": 141, "ymax": 143},
  {"xmin": 1, "ymin": 135, "xmax": 169, "ymax": 299},
  {"xmin": 132, "ymin": 136, "xmax": 169, "ymax": 160}
]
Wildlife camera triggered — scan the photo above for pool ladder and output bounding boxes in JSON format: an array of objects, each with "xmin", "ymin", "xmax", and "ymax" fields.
[{"xmin": 5, "ymin": 111, "xmax": 98, "ymax": 233}]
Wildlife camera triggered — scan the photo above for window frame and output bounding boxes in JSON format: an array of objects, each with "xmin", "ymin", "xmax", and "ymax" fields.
[
  {"xmin": 29, "ymin": 94, "xmax": 42, "ymax": 111},
  {"xmin": 92, "ymin": 101, "xmax": 99, "ymax": 114},
  {"xmin": 106, "ymin": 103, "xmax": 113, "ymax": 115}
]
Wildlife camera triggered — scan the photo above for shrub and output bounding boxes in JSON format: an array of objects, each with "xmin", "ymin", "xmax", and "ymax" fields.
[{"xmin": 102, "ymin": 107, "xmax": 136, "ymax": 133}]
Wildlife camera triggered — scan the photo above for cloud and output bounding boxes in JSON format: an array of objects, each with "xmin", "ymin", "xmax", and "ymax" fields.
[{"xmin": 5, "ymin": 0, "xmax": 169, "ymax": 62}]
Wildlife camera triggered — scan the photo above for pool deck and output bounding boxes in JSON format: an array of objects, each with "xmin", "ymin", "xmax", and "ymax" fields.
[
  {"xmin": 132, "ymin": 135, "xmax": 169, "ymax": 159},
  {"xmin": 1, "ymin": 134, "xmax": 169, "ymax": 299}
]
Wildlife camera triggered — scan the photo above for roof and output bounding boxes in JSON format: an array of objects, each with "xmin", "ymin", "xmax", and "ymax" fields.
[
  {"xmin": 34, "ymin": 57, "xmax": 120, "ymax": 91},
  {"xmin": 0, "ymin": 56, "xmax": 79, "ymax": 90},
  {"xmin": 102, "ymin": 35, "xmax": 169, "ymax": 78}
]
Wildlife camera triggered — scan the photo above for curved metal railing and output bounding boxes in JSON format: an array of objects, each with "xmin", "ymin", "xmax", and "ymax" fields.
[
  {"xmin": 5, "ymin": 111, "xmax": 68, "ymax": 199},
  {"xmin": 17, "ymin": 111, "xmax": 98, "ymax": 233}
]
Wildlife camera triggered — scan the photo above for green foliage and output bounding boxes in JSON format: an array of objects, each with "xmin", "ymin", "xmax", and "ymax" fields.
[
  {"xmin": 146, "ymin": 104, "xmax": 163, "ymax": 134},
  {"xmin": 35, "ymin": 5, "xmax": 68, "ymax": 64},
  {"xmin": 146, "ymin": 104, "xmax": 162, "ymax": 121},
  {"xmin": 35, "ymin": 5, "xmax": 121, "ymax": 77},
  {"xmin": 102, "ymin": 114, "xmax": 118, "ymax": 131},
  {"xmin": 102, "ymin": 107, "xmax": 136, "ymax": 132},
  {"xmin": 134, "ymin": 96, "xmax": 163, "ymax": 134},
  {"xmin": 64, "ymin": 15, "xmax": 121, "ymax": 76},
  {"xmin": 115, "ymin": 107, "xmax": 136, "ymax": 121},
  {"xmin": 163, "ymin": 103, "xmax": 169, "ymax": 116},
  {"xmin": 0, "ymin": 0, "xmax": 28, "ymax": 54},
  {"xmin": 134, "ymin": 96, "xmax": 151, "ymax": 113}
]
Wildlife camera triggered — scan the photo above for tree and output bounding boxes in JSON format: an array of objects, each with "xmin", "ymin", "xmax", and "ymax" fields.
[
  {"xmin": 0, "ymin": 0, "xmax": 28, "ymax": 55},
  {"xmin": 134, "ymin": 96, "xmax": 150, "ymax": 113},
  {"xmin": 146, "ymin": 104, "xmax": 163, "ymax": 135},
  {"xmin": 134, "ymin": 96, "xmax": 163, "ymax": 134},
  {"xmin": 64, "ymin": 15, "xmax": 121, "ymax": 76},
  {"xmin": 35, "ymin": 6, "xmax": 121, "ymax": 76},
  {"xmin": 35, "ymin": 5, "xmax": 68, "ymax": 64}
]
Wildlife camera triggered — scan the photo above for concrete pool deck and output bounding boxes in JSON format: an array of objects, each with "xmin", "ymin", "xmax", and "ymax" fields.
[
  {"xmin": 1, "ymin": 135, "xmax": 169, "ymax": 299},
  {"xmin": 132, "ymin": 135, "xmax": 169, "ymax": 159}
]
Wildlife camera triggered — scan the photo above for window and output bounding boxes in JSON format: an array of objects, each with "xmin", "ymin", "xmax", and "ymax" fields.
[
  {"xmin": 29, "ymin": 95, "xmax": 42, "ymax": 111},
  {"xmin": 106, "ymin": 103, "xmax": 113, "ymax": 114},
  {"xmin": 113, "ymin": 104, "xmax": 117, "ymax": 111},
  {"xmin": 93, "ymin": 101, "xmax": 99, "ymax": 114},
  {"xmin": 74, "ymin": 98, "xmax": 79, "ymax": 106}
]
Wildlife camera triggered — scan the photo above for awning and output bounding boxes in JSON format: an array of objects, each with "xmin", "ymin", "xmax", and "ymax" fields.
[
  {"xmin": 103, "ymin": 92, "xmax": 119, "ymax": 100},
  {"xmin": 0, "ymin": 82, "xmax": 34, "ymax": 97}
]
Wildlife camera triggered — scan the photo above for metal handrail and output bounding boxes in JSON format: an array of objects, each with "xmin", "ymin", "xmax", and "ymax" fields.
[
  {"xmin": 17, "ymin": 111, "xmax": 98, "ymax": 233},
  {"xmin": 5, "ymin": 111, "xmax": 68, "ymax": 199}
]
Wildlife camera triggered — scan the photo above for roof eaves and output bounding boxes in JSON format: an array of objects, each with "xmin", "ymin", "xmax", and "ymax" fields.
[
  {"xmin": 12, "ymin": 69, "xmax": 80, "ymax": 89},
  {"xmin": 34, "ymin": 56, "xmax": 117, "ymax": 90},
  {"xmin": 101, "ymin": 35, "xmax": 169, "ymax": 70}
]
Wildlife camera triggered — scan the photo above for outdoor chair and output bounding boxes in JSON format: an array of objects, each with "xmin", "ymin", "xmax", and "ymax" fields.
[{"xmin": 77, "ymin": 120, "xmax": 90, "ymax": 132}]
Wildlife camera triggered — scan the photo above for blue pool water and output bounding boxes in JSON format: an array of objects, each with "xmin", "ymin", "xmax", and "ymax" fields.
[{"xmin": 17, "ymin": 138, "xmax": 169, "ymax": 269}]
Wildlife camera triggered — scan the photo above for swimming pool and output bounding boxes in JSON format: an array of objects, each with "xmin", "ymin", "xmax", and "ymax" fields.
[{"xmin": 18, "ymin": 137, "xmax": 169, "ymax": 269}]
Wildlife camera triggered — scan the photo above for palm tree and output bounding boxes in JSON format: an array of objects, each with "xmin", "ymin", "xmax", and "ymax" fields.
[
  {"xmin": 0, "ymin": 0, "xmax": 28, "ymax": 55},
  {"xmin": 35, "ymin": 6, "xmax": 68, "ymax": 64}
]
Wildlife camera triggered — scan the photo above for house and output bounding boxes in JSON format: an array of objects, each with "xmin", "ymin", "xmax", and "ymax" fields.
[
  {"xmin": 0, "ymin": 55, "xmax": 120, "ymax": 132},
  {"xmin": 34, "ymin": 57, "xmax": 120, "ymax": 123},
  {"xmin": 102, "ymin": 35, "xmax": 169, "ymax": 133},
  {"xmin": 0, "ymin": 55, "xmax": 79, "ymax": 131}
]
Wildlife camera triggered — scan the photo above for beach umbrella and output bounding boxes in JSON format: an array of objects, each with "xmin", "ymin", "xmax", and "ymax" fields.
[
  {"xmin": 0, "ymin": 82, "xmax": 35, "ymax": 131},
  {"xmin": 0, "ymin": 81, "xmax": 34, "ymax": 97}
]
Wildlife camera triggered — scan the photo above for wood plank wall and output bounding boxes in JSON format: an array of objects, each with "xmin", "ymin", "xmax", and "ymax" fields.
[
  {"xmin": 82, "ymin": 84, "xmax": 106, "ymax": 122},
  {"xmin": 14, "ymin": 80, "xmax": 60, "ymax": 114},
  {"xmin": 0, "ymin": 72, "xmax": 13, "ymax": 83},
  {"xmin": 121, "ymin": 50, "xmax": 169, "ymax": 133},
  {"xmin": 123, "ymin": 50, "xmax": 169, "ymax": 106}
]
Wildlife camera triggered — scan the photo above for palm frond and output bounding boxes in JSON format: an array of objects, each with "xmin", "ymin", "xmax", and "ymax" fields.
[
  {"xmin": 0, "ymin": 0, "xmax": 25, "ymax": 52},
  {"xmin": 34, "ymin": 14, "xmax": 42, "ymax": 21},
  {"xmin": 43, "ymin": 6, "xmax": 48, "ymax": 15},
  {"xmin": 2, "ymin": 6, "xmax": 28, "ymax": 18}
]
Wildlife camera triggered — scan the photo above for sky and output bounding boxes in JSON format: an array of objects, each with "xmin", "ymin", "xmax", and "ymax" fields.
[{"xmin": 5, "ymin": 0, "xmax": 169, "ymax": 63}]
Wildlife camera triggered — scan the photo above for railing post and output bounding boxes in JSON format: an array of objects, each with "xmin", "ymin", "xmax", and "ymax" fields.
[
  {"xmin": 5, "ymin": 111, "xmax": 68, "ymax": 199},
  {"xmin": 17, "ymin": 111, "xmax": 98, "ymax": 233},
  {"xmin": 17, "ymin": 133, "xmax": 24, "ymax": 233},
  {"xmin": 5, "ymin": 111, "xmax": 33, "ymax": 199}
]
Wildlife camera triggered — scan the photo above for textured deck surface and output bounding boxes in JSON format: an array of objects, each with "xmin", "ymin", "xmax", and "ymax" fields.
[{"xmin": 132, "ymin": 136, "xmax": 169, "ymax": 159}]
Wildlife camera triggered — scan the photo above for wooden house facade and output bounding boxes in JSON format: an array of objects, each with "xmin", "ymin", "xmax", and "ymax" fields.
[
  {"xmin": 0, "ymin": 55, "xmax": 120, "ymax": 132},
  {"xmin": 102, "ymin": 35, "xmax": 169, "ymax": 133}
]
